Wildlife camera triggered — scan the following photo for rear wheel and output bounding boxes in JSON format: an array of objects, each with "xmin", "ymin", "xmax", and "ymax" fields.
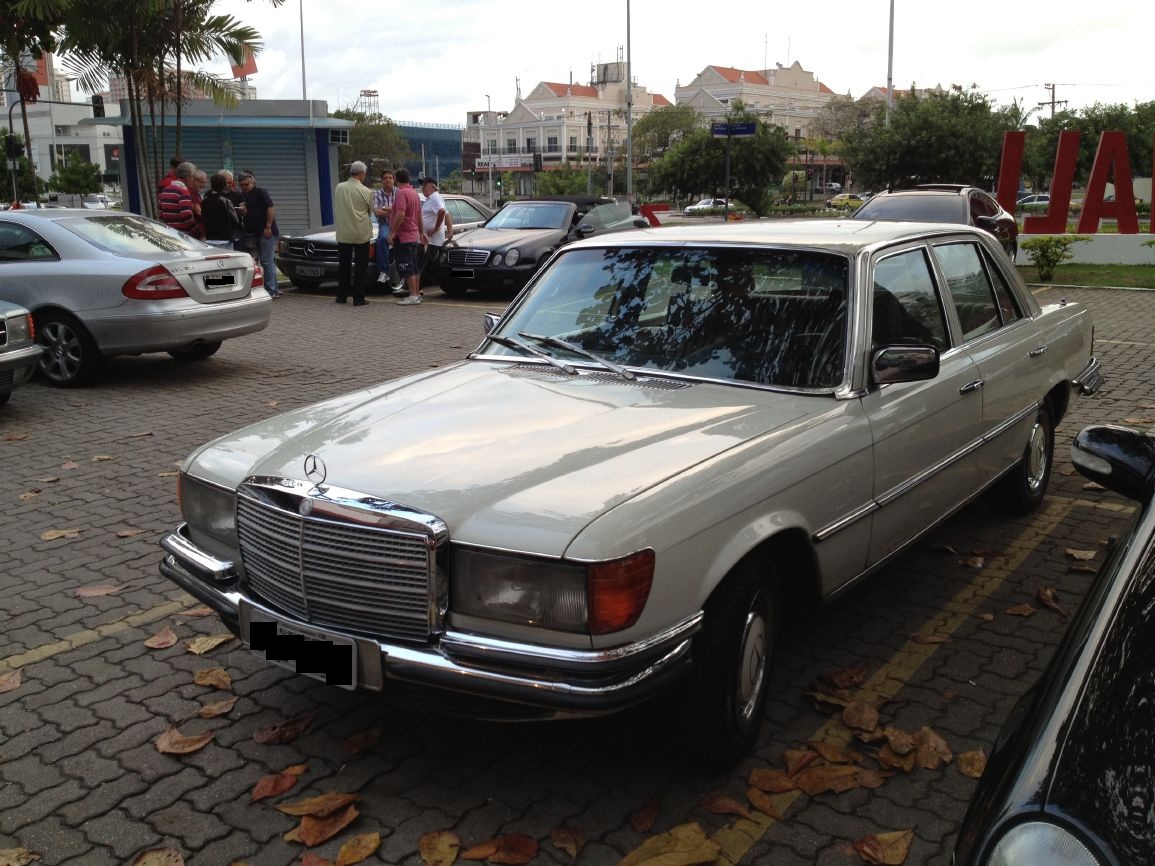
[
  {"xmin": 1000, "ymin": 403, "xmax": 1054, "ymax": 514},
  {"xmin": 168, "ymin": 341, "xmax": 222, "ymax": 362},
  {"xmin": 685, "ymin": 558, "xmax": 777, "ymax": 770},
  {"xmin": 36, "ymin": 311, "xmax": 105, "ymax": 387}
]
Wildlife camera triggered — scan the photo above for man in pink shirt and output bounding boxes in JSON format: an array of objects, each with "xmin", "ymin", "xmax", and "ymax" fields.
[{"xmin": 388, "ymin": 168, "xmax": 427, "ymax": 305}]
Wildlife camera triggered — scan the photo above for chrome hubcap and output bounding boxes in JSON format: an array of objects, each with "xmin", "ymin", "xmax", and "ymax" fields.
[
  {"xmin": 1025, "ymin": 418, "xmax": 1049, "ymax": 492},
  {"xmin": 40, "ymin": 321, "xmax": 82, "ymax": 382},
  {"xmin": 736, "ymin": 603, "xmax": 768, "ymax": 723}
]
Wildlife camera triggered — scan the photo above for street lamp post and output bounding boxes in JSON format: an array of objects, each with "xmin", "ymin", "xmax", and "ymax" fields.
[
  {"xmin": 885, "ymin": 0, "xmax": 895, "ymax": 127},
  {"xmin": 625, "ymin": 0, "xmax": 633, "ymax": 204}
]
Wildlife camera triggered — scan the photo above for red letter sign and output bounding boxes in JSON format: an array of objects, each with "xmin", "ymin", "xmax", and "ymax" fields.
[
  {"xmin": 1024, "ymin": 131, "xmax": 1081, "ymax": 235},
  {"xmin": 996, "ymin": 131, "xmax": 1025, "ymax": 214},
  {"xmin": 1077, "ymin": 131, "xmax": 1139, "ymax": 234}
]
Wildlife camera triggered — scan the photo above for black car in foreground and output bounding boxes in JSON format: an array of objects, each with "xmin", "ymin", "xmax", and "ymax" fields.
[
  {"xmin": 435, "ymin": 195, "xmax": 648, "ymax": 296},
  {"xmin": 855, "ymin": 184, "xmax": 1019, "ymax": 260},
  {"xmin": 952, "ymin": 424, "xmax": 1155, "ymax": 866}
]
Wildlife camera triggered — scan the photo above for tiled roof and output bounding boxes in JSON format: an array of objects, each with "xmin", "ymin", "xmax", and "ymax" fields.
[
  {"xmin": 652, "ymin": 94, "xmax": 672, "ymax": 107},
  {"xmin": 709, "ymin": 66, "xmax": 770, "ymax": 85},
  {"xmin": 542, "ymin": 82, "xmax": 599, "ymax": 98}
]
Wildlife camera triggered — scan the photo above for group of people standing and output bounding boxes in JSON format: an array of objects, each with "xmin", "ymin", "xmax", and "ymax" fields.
[
  {"xmin": 157, "ymin": 159, "xmax": 281, "ymax": 298},
  {"xmin": 333, "ymin": 163, "xmax": 451, "ymax": 306}
]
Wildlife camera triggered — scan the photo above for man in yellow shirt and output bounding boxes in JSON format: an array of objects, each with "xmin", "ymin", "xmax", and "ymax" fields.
[{"xmin": 333, "ymin": 160, "xmax": 375, "ymax": 305}]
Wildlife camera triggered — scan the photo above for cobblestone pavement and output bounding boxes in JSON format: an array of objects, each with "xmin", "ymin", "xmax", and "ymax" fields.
[{"xmin": 1, "ymin": 282, "xmax": 1152, "ymax": 866}]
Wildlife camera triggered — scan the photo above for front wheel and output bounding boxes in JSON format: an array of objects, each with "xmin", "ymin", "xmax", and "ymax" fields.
[
  {"xmin": 1000, "ymin": 403, "xmax": 1054, "ymax": 514},
  {"xmin": 685, "ymin": 559, "xmax": 777, "ymax": 770},
  {"xmin": 168, "ymin": 341, "xmax": 222, "ymax": 362},
  {"xmin": 36, "ymin": 311, "xmax": 105, "ymax": 387}
]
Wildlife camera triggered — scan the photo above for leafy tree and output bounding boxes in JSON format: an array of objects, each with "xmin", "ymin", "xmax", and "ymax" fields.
[
  {"xmin": 646, "ymin": 102, "xmax": 791, "ymax": 215},
  {"xmin": 0, "ymin": 0, "xmax": 64, "ymax": 160},
  {"xmin": 779, "ymin": 170, "xmax": 808, "ymax": 201},
  {"xmin": 631, "ymin": 104, "xmax": 700, "ymax": 165},
  {"xmin": 48, "ymin": 151, "xmax": 102, "ymax": 193},
  {"xmin": 331, "ymin": 109, "xmax": 412, "ymax": 179},
  {"xmin": 439, "ymin": 169, "xmax": 463, "ymax": 193},
  {"xmin": 535, "ymin": 161, "xmax": 589, "ymax": 196}
]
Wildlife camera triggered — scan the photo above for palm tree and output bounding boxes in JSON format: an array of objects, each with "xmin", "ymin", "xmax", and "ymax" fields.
[{"xmin": 0, "ymin": 0, "xmax": 66, "ymax": 178}]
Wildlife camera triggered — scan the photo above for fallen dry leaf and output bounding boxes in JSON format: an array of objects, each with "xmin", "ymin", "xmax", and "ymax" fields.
[
  {"xmin": 250, "ymin": 772, "xmax": 299, "ymax": 803},
  {"xmin": 935, "ymin": 544, "xmax": 959, "ymax": 555},
  {"xmin": 782, "ymin": 748, "xmax": 819, "ymax": 776},
  {"xmin": 267, "ymin": 400, "xmax": 279, "ymax": 408},
  {"xmin": 283, "ymin": 763, "xmax": 308, "ymax": 776},
  {"xmin": 629, "ymin": 798, "xmax": 660, "ymax": 833},
  {"xmin": 1082, "ymin": 481, "xmax": 1106, "ymax": 491},
  {"xmin": 91, "ymin": 455, "xmax": 115, "ymax": 462},
  {"xmin": 976, "ymin": 612, "xmax": 995, "ymax": 622},
  {"xmin": 823, "ymin": 661, "xmax": 868, "ymax": 690},
  {"xmin": 335, "ymin": 832, "xmax": 381, "ymax": 866},
  {"xmin": 959, "ymin": 556, "xmax": 985, "ymax": 569},
  {"xmin": 1006, "ymin": 603, "xmax": 1036, "ymax": 617},
  {"xmin": 807, "ymin": 688, "xmax": 852, "ymax": 710},
  {"xmin": 459, "ymin": 839, "xmax": 499, "ymax": 861},
  {"xmin": 155, "ymin": 726, "xmax": 214, "ymax": 755},
  {"xmin": 746, "ymin": 787, "xmax": 789, "ymax": 819},
  {"xmin": 254, "ymin": 710, "xmax": 315, "ymax": 745},
  {"xmin": 60, "ymin": 460, "xmax": 79, "ymax": 470},
  {"xmin": 145, "ymin": 626, "xmax": 178, "ymax": 649},
  {"xmin": 185, "ymin": 634, "xmax": 234, "ymax": 655},
  {"xmin": 19, "ymin": 490, "xmax": 39, "ymax": 501},
  {"xmin": 3, "ymin": 433, "xmax": 29, "ymax": 441},
  {"xmin": 180, "ymin": 605, "xmax": 213, "ymax": 617},
  {"xmin": 125, "ymin": 431, "xmax": 154, "ymax": 438},
  {"xmin": 130, "ymin": 849, "xmax": 185, "ymax": 866},
  {"xmin": 158, "ymin": 471, "xmax": 179, "ymax": 477},
  {"xmin": 1066, "ymin": 548, "xmax": 1098, "ymax": 561},
  {"xmin": 856, "ymin": 768, "xmax": 894, "ymax": 790},
  {"xmin": 1036, "ymin": 586, "xmax": 1067, "ymax": 617},
  {"xmin": 882, "ymin": 727, "xmax": 915, "ymax": 756},
  {"xmin": 748, "ymin": 766, "xmax": 796, "ymax": 794},
  {"xmin": 810, "ymin": 740, "xmax": 864, "ymax": 764},
  {"xmin": 702, "ymin": 791, "xmax": 751, "ymax": 819},
  {"xmin": 549, "ymin": 827, "xmax": 587, "ymax": 859},
  {"xmin": 1069, "ymin": 564, "xmax": 1098, "ymax": 574},
  {"xmin": 75, "ymin": 583, "xmax": 121, "ymax": 597},
  {"xmin": 418, "ymin": 831, "xmax": 460, "ymax": 866},
  {"xmin": 0, "ymin": 848, "xmax": 41, "ymax": 866},
  {"xmin": 1121, "ymin": 416, "xmax": 1155, "ymax": 425},
  {"xmin": 300, "ymin": 854, "xmax": 332, "ymax": 866},
  {"xmin": 958, "ymin": 749, "xmax": 988, "ymax": 779},
  {"xmin": 908, "ymin": 632, "xmax": 950, "ymax": 645},
  {"xmin": 192, "ymin": 668, "xmax": 232, "ymax": 690},
  {"xmin": 876, "ymin": 745, "xmax": 917, "ymax": 773},
  {"xmin": 36, "ymin": 476, "xmax": 60, "ymax": 483},
  {"xmin": 793, "ymin": 764, "xmax": 861, "ymax": 795},
  {"xmin": 276, "ymin": 790, "xmax": 360, "ymax": 818},
  {"xmin": 843, "ymin": 700, "xmax": 881, "ymax": 732},
  {"xmin": 342, "ymin": 728, "xmax": 382, "ymax": 755},
  {"xmin": 618, "ymin": 822, "xmax": 720, "ymax": 866},
  {"xmin": 199, "ymin": 696, "xmax": 238, "ymax": 719},
  {"xmin": 912, "ymin": 727, "xmax": 953, "ymax": 769},
  {"xmin": 285, "ymin": 804, "xmax": 359, "ymax": 847},
  {"xmin": 853, "ymin": 829, "xmax": 914, "ymax": 865},
  {"xmin": 41, "ymin": 528, "xmax": 81, "ymax": 541},
  {"xmin": 0, "ymin": 670, "xmax": 21, "ymax": 694},
  {"xmin": 116, "ymin": 529, "xmax": 149, "ymax": 538},
  {"xmin": 487, "ymin": 835, "xmax": 539, "ymax": 865}
]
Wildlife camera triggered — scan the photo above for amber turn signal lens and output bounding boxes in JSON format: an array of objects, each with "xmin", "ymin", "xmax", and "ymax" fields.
[{"xmin": 588, "ymin": 549, "xmax": 654, "ymax": 635}]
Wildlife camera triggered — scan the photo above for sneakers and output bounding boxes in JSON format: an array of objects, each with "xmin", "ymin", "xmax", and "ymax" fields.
[
  {"xmin": 397, "ymin": 295, "xmax": 422, "ymax": 305},
  {"xmin": 376, "ymin": 273, "xmax": 390, "ymax": 283}
]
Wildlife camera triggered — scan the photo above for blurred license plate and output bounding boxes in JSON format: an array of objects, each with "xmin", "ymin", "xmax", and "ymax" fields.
[
  {"xmin": 204, "ymin": 275, "xmax": 236, "ymax": 289},
  {"xmin": 243, "ymin": 603, "xmax": 357, "ymax": 689},
  {"xmin": 297, "ymin": 266, "xmax": 324, "ymax": 277},
  {"xmin": 451, "ymin": 268, "xmax": 475, "ymax": 279}
]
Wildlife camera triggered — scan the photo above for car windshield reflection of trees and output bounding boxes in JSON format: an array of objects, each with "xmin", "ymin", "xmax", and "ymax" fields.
[
  {"xmin": 63, "ymin": 215, "xmax": 202, "ymax": 255},
  {"xmin": 492, "ymin": 247, "xmax": 849, "ymax": 389},
  {"xmin": 486, "ymin": 203, "xmax": 570, "ymax": 231}
]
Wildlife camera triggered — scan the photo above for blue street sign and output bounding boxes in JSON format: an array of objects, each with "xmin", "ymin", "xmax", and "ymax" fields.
[{"xmin": 712, "ymin": 122, "xmax": 757, "ymax": 138}]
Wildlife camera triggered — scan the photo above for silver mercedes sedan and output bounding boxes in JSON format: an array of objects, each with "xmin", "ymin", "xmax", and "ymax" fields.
[{"xmin": 0, "ymin": 209, "xmax": 272, "ymax": 386}]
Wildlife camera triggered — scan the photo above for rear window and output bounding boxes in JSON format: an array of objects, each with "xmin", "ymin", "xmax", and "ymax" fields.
[
  {"xmin": 857, "ymin": 195, "xmax": 966, "ymax": 223},
  {"xmin": 58, "ymin": 214, "xmax": 208, "ymax": 255}
]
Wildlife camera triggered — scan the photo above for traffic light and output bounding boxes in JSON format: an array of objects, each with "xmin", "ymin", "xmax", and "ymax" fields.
[
  {"xmin": 92, "ymin": 95, "xmax": 105, "ymax": 118},
  {"xmin": 806, "ymin": 169, "xmax": 813, "ymax": 179}
]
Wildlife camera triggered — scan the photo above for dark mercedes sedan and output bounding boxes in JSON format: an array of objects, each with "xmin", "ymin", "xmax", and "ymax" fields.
[
  {"xmin": 855, "ymin": 184, "xmax": 1019, "ymax": 260},
  {"xmin": 952, "ymin": 424, "xmax": 1155, "ymax": 866}
]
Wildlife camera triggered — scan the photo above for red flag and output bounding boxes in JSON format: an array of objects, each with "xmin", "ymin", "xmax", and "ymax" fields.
[{"xmin": 231, "ymin": 48, "xmax": 257, "ymax": 78}]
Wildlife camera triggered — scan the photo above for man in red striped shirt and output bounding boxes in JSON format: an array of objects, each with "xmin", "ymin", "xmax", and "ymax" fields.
[{"xmin": 158, "ymin": 161, "xmax": 198, "ymax": 235}]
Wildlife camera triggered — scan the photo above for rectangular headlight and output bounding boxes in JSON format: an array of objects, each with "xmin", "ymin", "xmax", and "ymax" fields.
[
  {"xmin": 450, "ymin": 548, "xmax": 588, "ymax": 633},
  {"xmin": 178, "ymin": 474, "xmax": 238, "ymax": 549}
]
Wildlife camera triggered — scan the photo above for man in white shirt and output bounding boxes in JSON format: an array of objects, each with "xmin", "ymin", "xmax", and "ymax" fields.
[{"xmin": 417, "ymin": 176, "xmax": 453, "ymax": 292}]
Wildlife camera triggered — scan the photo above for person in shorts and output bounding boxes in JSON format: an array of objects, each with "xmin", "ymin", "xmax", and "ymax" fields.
[{"xmin": 388, "ymin": 168, "xmax": 426, "ymax": 305}]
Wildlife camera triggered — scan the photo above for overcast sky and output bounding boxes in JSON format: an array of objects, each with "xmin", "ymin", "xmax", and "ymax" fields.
[{"xmin": 212, "ymin": 0, "xmax": 1154, "ymax": 125}]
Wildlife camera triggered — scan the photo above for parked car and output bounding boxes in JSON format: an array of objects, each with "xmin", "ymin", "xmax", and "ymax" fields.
[
  {"xmin": 0, "ymin": 299, "xmax": 42, "ymax": 405},
  {"xmin": 1016, "ymin": 193, "xmax": 1050, "ymax": 206},
  {"xmin": 0, "ymin": 209, "xmax": 271, "ymax": 387},
  {"xmin": 814, "ymin": 182, "xmax": 841, "ymax": 194},
  {"xmin": 160, "ymin": 220, "xmax": 1100, "ymax": 767},
  {"xmin": 276, "ymin": 193, "xmax": 493, "ymax": 293},
  {"xmin": 684, "ymin": 198, "xmax": 728, "ymax": 215},
  {"xmin": 826, "ymin": 193, "xmax": 864, "ymax": 211},
  {"xmin": 854, "ymin": 185, "xmax": 1019, "ymax": 259},
  {"xmin": 435, "ymin": 196, "xmax": 649, "ymax": 296},
  {"xmin": 953, "ymin": 423, "xmax": 1155, "ymax": 866}
]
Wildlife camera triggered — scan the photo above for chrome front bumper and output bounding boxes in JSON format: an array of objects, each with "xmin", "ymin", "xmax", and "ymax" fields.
[{"xmin": 159, "ymin": 523, "xmax": 701, "ymax": 717}]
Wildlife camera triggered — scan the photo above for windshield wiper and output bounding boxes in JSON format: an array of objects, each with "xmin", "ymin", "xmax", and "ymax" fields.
[
  {"xmin": 485, "ymin": 334, "xmax": 577, "ymax": 376},
  {"xmin": 518, "ymin": 331, "xmax": 637, "ymax": 381}
]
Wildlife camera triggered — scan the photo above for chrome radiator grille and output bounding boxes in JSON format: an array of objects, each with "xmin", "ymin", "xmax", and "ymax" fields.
[
  {"xmin": 237, "ymin": 494, "xmax": 434, "ymax": 642},
  {"xmin": 447, "ymin": 248, "xmax": 490, "ymax": 266}
]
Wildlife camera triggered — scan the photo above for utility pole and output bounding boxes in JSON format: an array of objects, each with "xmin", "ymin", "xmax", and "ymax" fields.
[
  {"xmin": 1038, "ymin": 83, "xmax": 1068, "ymax": 118},
  {"xmin": 625, "ymin": 0, "xmax": 633, "ymax": 204}
]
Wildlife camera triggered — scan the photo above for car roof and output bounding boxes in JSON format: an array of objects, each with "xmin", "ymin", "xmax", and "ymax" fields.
[{"xmin": 523, "ymin": 195, "xmax": 614, "ymax": 205}]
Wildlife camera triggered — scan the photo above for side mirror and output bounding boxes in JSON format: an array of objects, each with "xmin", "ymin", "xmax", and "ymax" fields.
[
  {"xmin": 1072, "ymin": 424, "xmax": 1155, "ymax": 502},
  {"xmin": 974, "ymin": 215, "xmax": 998, "ymax": 229},
  {"xmin": 575, "ymin": 223, "xmax": 596, "ymax": 238},
  {"xmin": 483, "ymin": 312, "xmax": 502, "ymax": 335},
  {"xmin": 632, "ymin": 218, "xmax": 650, "ymax": 228},
  {"xmin": 871, "ymin": 345, "xmax": 940, "ymax": 385}
]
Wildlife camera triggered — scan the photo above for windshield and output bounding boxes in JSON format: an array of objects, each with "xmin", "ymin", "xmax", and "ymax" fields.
[
  {"xmin": 486, "ymin": 202, "xmax": 572, "ymax": 231},
  {"xmin": 61, "ymin": 214, "xmax": 208, "ymax": 255},
  {"xmin": 485, "ymin": 246, "xmax": 849, "ymax": 389},
  {"xmin": 856, "ymin": 195, "xmax": 966, "ymax": 223}
]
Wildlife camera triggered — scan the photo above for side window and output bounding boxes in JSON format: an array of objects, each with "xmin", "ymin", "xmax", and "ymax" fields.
[
  {"xmin": 933, "ymin": 242, "xmax": 1000, "ymax": 341},
  {"xmin": 0, "ymin": 223, "xmax": 57, "ymax": 262},
  {"xmin": 981, "ymin": 248, "xmax": 1022, "ymax": 324},
  {"xmin": 970, "ymin": 191, "xmax": 999, "ymax": 221},
  {"xmin": 871, "ymin": 249, "xmax": 949, "ymax": 351},
  {"xmin": 454, "ymin": 201, "xmax": 484, "ymax": 223}
]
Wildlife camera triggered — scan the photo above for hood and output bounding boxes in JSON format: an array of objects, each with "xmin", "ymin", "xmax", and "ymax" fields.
[
  {"xmin": 453, "ymin": 226, "xmax": 564, "ymax": 253},
  {"xmin": 291, "ymin": 225, "xmax": 338, "ymax": 243},
  {"xmin": 188, "ymin": 362, "xmax": 813, "ymax": 556}
]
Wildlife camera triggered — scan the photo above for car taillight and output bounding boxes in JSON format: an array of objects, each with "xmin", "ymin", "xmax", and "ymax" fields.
[
  {"xmin": 252, "ymin": 264, "xmax": 265, "ymax": 289},
  {"xmin": 122, "ymin": 265, "xmax": 187, "ymax": 300}
]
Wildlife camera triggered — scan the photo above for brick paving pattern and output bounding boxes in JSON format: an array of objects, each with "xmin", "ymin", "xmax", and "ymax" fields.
[{"xmin": 0, "ymin": 283, "xmax": 1151, "ymax": 864}]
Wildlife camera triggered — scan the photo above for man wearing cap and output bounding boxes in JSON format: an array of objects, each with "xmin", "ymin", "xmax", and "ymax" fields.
[
  {"xmin": 333, "ymin": 160, "xmax": 375, "ymax": 305},
  {"xmin": 388, "ymin": 168, "xmax": 426, "ymax": 305},
  {"xmin": 416, "ymin": 175, "xmax": 453, "ymax": 293},
  {"xmin": 237, "ymin": 170, "xmax": 280, "ymax": 298}
]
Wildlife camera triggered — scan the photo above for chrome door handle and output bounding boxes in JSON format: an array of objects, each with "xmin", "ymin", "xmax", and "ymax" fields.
[
  {"xmin": 1029, "ymin": 346, "xmax": 1049, "ymax": 358},
  {"xmin": 959, "ymin": 379, "xmax": 985, "ymax": 394}
]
